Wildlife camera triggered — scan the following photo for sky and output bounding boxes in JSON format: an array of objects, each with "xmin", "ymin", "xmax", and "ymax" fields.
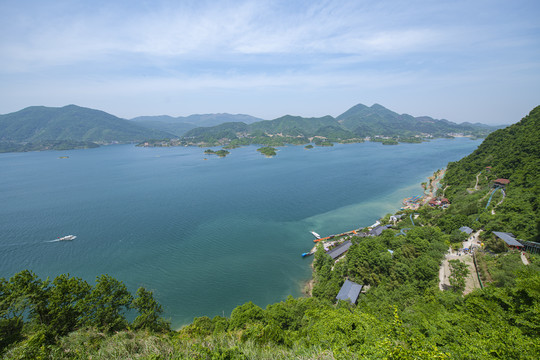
[{"xmin": 1, "ymin": 0, "xmax": 539, "ymax": 125}]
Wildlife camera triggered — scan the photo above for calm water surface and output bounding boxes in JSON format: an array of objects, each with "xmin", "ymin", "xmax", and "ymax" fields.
[{"xmin": 0, "ymin": 138, "xmax": 480, "ymax": 327}]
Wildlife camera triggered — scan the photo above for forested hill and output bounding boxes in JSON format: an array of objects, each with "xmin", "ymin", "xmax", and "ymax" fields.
[
  {"xmin": 0, "ymin": 105, "xmax": 174, "ymax": 152},
  {"xmin": 179, "ymin": 103, "xmax": 501, "ymax": 146},
  {"xmin": 441, "ymin": 105, "xmax": 540, "ymax": 241}
]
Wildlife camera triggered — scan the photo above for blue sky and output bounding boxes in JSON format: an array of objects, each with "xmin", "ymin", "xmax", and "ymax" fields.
[{"xmin": 1, "ymin": 0, "xmax": 539, "ymax": 124}]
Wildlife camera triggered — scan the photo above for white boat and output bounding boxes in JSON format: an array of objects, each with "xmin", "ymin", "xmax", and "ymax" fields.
[
  {"xmin": 57, "ymin": 235, "xmax": 76, "ymax": 241},
  {"xmin": 310, "ymin": 231, "xmax": 321, "ymax": 239}
]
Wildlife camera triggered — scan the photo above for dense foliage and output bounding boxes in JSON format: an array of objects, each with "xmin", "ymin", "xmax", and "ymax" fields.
[
  {"xmin": 0, "ymin": 271, "xmax": 169, "ymax": 357},
  {"xmin": 440, "ymin": 106, "xmax": 540, "ymax": 241}
]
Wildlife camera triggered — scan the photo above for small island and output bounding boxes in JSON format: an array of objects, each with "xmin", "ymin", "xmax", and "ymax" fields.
[
  {"xmin": 257, "ymin": 146, "xmax": 277, "ymax": 157},
  {"xmin": 304, "ymin": 144, "xmax": 314, "ymax": 149},
  {"xmin": 204, "ymin": 149, "xmax": 230, "ymax": 157}
]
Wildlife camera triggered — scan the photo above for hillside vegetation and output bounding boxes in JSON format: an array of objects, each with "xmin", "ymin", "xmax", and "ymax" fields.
[
  {"xmin": 439, "ymin": 105, "xmax": 540, "ymax": 242},
  {"xmin": 1, "ymin": 107, "xmax": 539, "ymax": 359}
]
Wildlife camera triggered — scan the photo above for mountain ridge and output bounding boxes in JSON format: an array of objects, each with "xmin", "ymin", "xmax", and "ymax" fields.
[
  {"xmin": 178, "ymin": 103, "xmax": 501, "ymax": 147},
  {"xmin": 0, "ymin": 103, "xmax": 504, "ymax": 152}
]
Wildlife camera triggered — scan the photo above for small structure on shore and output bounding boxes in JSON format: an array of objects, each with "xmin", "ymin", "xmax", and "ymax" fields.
[
  {"xmin": 336, "ymin": 279, "xmax": 363, "ymax": 304},
  {"xmin": 326, "ymin": 240, "xmax": 352, "ymax": 260},
  {"xmin": 428, "ymin": 197, "xmax": 450, "ymax": 208},
  {"xmin": 493, "ymin": 231, "xmax": 523, "ymax": 249}
]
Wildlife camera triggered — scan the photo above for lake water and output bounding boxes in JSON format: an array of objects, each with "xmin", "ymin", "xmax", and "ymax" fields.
[{"xmin": 0, "ymin": 138, "xmax": 480, "ymax": 327}]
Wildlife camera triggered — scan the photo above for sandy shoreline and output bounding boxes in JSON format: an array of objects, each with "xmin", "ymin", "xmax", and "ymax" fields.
[{"xmin": 302, "ymin": 168, "xmax": 446, "ymax": 298}]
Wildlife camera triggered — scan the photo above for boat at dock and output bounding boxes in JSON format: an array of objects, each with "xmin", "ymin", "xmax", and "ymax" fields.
[{"xmin": 310, "ymin": 231, "xmax": 321, "ymax": 239}]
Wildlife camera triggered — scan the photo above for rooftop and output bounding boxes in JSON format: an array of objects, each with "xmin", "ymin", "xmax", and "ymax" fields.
[
  {"xmin": 370, "ymin": 224, "xmax": 392, "ymax": 236},
  {"xmin": 459, "ymin": 226, "xmax": 474, "ymax": 235},
  {"xmin": 336, "ymin": 279, "xmax": 363, "ymax": 304},
  {"xmin": 326, "ymin": 240, "xmax": 353, "ymax": 259},
  {"xmin": 493, "ymin": 231, "xmax": 523, "ymax": 247}
]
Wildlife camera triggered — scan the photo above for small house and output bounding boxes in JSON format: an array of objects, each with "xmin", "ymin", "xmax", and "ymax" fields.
[
  {"xmin": 493, "ymin": 231, "xmax": 523, "ymax": 249},
  {"xmin": 326, "ymin": 240, "xmax": 352, "ymax": 260},
  {"xmin": 493, "ymin": 179, "xmax": 510, "ymax": 187},
  {"xmin": 336, "ymin": 279, "xmax": 363, "ymax": 304},
  {"xmin": 459, "ymin": 226, "xmax": 473, "ymax": 235},
  {"xmin": 370, "ymin": 224, "xmax": 392, "ymax": 236}
]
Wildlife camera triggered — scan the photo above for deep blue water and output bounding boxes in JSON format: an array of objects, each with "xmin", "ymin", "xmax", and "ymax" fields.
[{"xmin": 0, "ymin": 138, "xmax": 480, "ymax": 327}]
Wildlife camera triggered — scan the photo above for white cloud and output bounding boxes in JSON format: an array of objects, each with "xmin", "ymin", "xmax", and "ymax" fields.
[{"xmin": 0, "ymin": 0, "xmax": 539, "ymax": 124}]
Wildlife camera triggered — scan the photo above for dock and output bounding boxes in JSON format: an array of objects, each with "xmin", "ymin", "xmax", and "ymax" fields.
[{"xmin": 313, "ymin": 229, "xmax": 358, "ymax": 242}]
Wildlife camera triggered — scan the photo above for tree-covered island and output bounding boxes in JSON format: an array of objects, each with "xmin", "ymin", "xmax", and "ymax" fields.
[
  {"xmin": 204, "ymin": 149, "xmax": 230, "ymax": 157},
  {"xmin": 257, "ymin": 146, "xmax": 277, "ymax": 157}
]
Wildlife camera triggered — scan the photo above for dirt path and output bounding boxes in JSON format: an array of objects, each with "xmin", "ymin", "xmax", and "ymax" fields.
[
  {"xmin": 439, "ymin": 233, "xmax": 481, "ymax": 294},
  {"xmin": 474, "ymin": 172, "xmax": 481, "ymax": 190},
  {"xmin": 521, "ymin": 252, "xmax": 530, "ymax": 265}
]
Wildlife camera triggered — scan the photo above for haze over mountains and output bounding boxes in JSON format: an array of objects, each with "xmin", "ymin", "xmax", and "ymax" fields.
[
  {"xmin": 0, "ymin": 103, "xmax": 503, "ymax": 152},
  {"xmin": 130, "ymin": 113, "xmax": 263, "ymax": 137}
]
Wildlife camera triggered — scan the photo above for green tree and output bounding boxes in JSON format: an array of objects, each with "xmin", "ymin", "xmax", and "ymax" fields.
[
  {"xmin": 448, "ymin": 260, "xmax": 469, "ymax": 294},
  {"xmin": 132, "ymin": 287, "xmax": 170, "ymax": 332},
  {"xmin": 83, "ymin": 274, "xmax": 132, "ymax": 332},
  {"xmin": 229, "ymin": 301, "xmax": 264, "ymax": 330},
  {"xmin": 45, "ymin": 274, "xmax": 91, "ymax": 336}
]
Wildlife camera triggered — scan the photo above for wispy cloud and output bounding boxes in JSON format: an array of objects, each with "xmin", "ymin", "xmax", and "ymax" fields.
[{"xmin": 0, "ymin": 0, "xmax": 539, "ymax": 123}]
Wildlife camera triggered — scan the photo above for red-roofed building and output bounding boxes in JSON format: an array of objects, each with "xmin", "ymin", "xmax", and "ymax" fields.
[
  {"xmin": 494, "ymin": 178, "xmax": 510, "ymax": 186},
  {"xmin": 440, "ymin": 198, "xmax": 450, "ymax": 204}
]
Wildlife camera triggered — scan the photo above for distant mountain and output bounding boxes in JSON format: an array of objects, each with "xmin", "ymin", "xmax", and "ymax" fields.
[
  {"xmin": 131, "ymin": 120, "xmax": 198, "ymax": 137},
  {"xmin": 174, "ymin": 103, "xmax": 500, "ymax": 147},
  {"xmin": 0, "ymin": 105, "xmax": 175, "ymax": 152},
  {"xmin": 132, "ymin": 113, "xmax": 262, "ymax": 125},
  {"xmin": 336, "ymin": 103, "xmax": 492, "ymax": 137},
  {"xmin": 249, "ymin": 115, "xmax": 338, "ymax": 136},
  {"xmin": 130, "ymin": 113, "xmax": 263, "ymax": 137}
]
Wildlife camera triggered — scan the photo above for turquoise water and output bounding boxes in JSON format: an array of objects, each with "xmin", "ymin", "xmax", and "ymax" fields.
[{"xmin": 0, "ymin": 138, "xmax": 480, "ymax": 327}]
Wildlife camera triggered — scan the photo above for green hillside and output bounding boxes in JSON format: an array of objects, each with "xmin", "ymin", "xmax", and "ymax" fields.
[
  {"xmin": 439, "ymin": 105, "xmax": 540, "ymax": 242},
  {"xmin": 0, "ymin": 105, "xmax": 174, "ymax": 152}
]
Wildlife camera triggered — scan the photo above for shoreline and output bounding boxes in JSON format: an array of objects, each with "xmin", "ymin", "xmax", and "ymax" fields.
[{"xmin": 301, "ymin": 167, "xmax": 446, "ymax": 298}]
